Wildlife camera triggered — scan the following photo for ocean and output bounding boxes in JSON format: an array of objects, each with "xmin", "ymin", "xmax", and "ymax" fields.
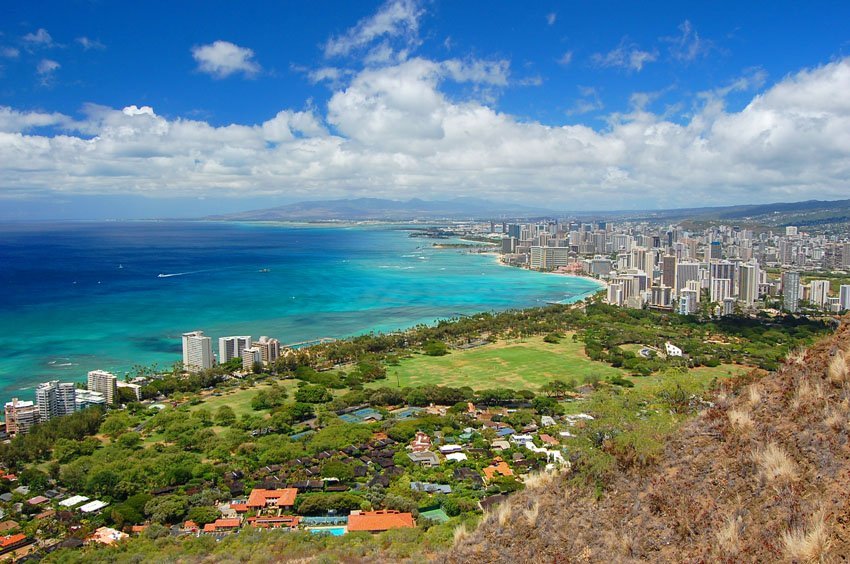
[{"xmin": 0, "ymin": 221, "xmax": 602, "ymax": 399}]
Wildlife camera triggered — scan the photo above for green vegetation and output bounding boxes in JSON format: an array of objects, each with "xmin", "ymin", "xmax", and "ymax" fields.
[
  {"xmin": 385, "ymin": 334, "xmax": 624, "ymax": 390},
  {"xmin": 0, "ymin": 299, "xmax": 833, "ymax": 563}
]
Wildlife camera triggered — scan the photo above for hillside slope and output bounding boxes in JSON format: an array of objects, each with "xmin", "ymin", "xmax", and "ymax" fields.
[{"xmin": 446, "ymin": 317, "xmax": 850, "ymax": 562}]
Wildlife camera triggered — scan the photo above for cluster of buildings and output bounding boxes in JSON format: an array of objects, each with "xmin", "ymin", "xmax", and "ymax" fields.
[
  {"xmin": 4, "ymin": 330, "xmax": 287, "ymax": 438},
  {"xmin": 2, "ymin": 369, "xmax": 141, "ymax": 437},
  {"xmin": 494, "ymin": 221, "xmax": 850, "ymax": 315},
  {"xmin": 182, "ymin": 331, "xmax": 282, "ymax": 373}
]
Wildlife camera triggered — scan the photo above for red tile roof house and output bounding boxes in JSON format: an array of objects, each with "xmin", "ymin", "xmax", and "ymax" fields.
[
  {"xmin": 202, "ymin": 519, "xmax": 241, "ymax": 534},
  {"xmin": 246, "ymin": 515, "xmax": 301, "ymax": 529},
  {"xmin": 347, "ymin": 510, "xmax": 415, "ymax": 533},
  {"xmin": 409, "ymin": 432, "xmax": 432, "ymax": 453},
  {"xmin": 246, "ymin": 488, "xmax": 298, "ymax": 513}
]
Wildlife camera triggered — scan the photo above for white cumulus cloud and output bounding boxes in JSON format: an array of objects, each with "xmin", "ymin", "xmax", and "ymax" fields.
[
  {"xmin": 23, "ymin": 28, "xmax": 53, "ymax": 47},
  {"xmin": 1, "ymin": 57, "xmax": 850, "ymax": 209},
  {"xmin": 192, "ymin": 40, "xmax": 261, "ymax": 78}
]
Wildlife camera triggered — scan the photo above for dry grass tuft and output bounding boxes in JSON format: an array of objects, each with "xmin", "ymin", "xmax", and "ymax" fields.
[
  {"xmin": 787, "ymin": 346, "xmax": 807, "ymax": 365},
  {"xmin": 793, "ymin": 377, "xmax": 825, "ymax": 411},
  {"xmin": 523, "ymin": 500, "xmax": 540, "ymax": 526},
  {"xmin": 753, "ymin": 442, "xmax": 798, "ymax": 483},
  {"xmin": 452, "ymin": 523, "xmax": 469, "ymax": 546},
  {"xmin": 782, "ymin": 509, "xmax": 831, "ymax": 562},
  {"xmin": 523, "ymin": 470, "xmax": 556, "ymax": 490},
  {"xmin": 747, "ymin": 384, "xmax": 763, "ymax": 406},
  {"xmin": 728, "ymin": 408, "xmax": 755, "ymax": 432},
  {"xmin": 496, "ymin": 501, "xmax": 512, "ymax": 527},
  {"xmin": 716, "ymin": 514, "xmax": 742, "ymax": 558},
  {"xmin": 828, "ymin": 351, "xmax": 848, "ymax": 386},
  {"xmin": 823, "ymin": 404, "xmax": 847, "ymax": 430}
]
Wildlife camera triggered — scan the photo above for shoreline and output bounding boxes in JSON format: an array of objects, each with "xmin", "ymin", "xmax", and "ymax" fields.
[{"xmin": 0, "ymin": 225, "xmax": 604, "ymax": 401}]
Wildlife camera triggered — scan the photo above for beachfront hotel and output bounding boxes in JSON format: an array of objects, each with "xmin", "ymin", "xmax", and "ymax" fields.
[
  {"xmin": 219, "ymin": 336, "xmax": 252, "ymax": 364},
  {"xmin": 182, "ymin": 331, "xmax": 214, "ymax": 373},
  {"xmin": 87, "ymin": 370, "xmax": 118, "ymax": 405}
]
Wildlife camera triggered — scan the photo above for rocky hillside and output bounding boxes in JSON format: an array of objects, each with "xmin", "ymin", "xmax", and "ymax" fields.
[{"xmin": 446, "ymin": 316, "xmax": 850, "ymax": 562}]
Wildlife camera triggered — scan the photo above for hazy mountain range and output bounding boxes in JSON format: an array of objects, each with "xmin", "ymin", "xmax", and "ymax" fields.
[{"xmin": 209, "ymin": 197, "xmax": 850, "ymax": 226}]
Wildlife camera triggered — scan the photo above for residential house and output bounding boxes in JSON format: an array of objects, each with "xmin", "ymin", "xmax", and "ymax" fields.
[
  {"xmin": 246, "ymin": 488, "xmax": 298, "ymax": 512},
  {"xmin": 202, "ymin": 519, "xmax": 241, "ymax": 534},
  {"xmin": 86, "ymin": 527, "xmax": 128, "ymax": 546},
  {"xmin": 407, "ymin": 451, "xmax": 439, "ymax": 467},
  {"xmin": 482, "ymin": 457, "xmax": 514, "ymax": 482},
  {"xmin": 410, "ymin": 431, "xmax": 432, "ymax": 452}
]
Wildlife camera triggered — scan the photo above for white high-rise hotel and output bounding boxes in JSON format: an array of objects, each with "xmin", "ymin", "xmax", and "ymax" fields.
[
  {"xmin": 87, "ymin": 369, "xmax": 118, "ymax": 405},
  {"xmin": 35, "ymin": 380, "xmax": 77, "ymax": 421},
  {"xmin": 219, "ymin": 336, "xmax": 252, "ymax": 364},
  {"xmin": 183, "ymin": 330, "xmax": 214, "ymax": 372}
]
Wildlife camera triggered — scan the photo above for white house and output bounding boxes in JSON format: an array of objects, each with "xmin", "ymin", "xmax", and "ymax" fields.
[{"xmin": 665, "ymin": 342, "xmax": 683, "ymax": 357}]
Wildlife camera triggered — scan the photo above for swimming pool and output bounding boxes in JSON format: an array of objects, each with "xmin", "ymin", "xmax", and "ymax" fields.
[{"xmin": 308, "ymin": 526, "xmax": 347, "ymax": 536}]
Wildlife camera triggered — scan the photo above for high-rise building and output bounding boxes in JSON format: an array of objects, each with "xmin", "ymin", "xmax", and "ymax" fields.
[
  {"xmin": 661, "ymin": 255, "xmax": 677, "ymax": 289},
  {"xmin": 219, "ymin": 336, "xmax": 252, "ymax": 364},
  {"xmin": 710, "ymin": 278, "xmax": 732, "ymax": 303},
  {"xmin": 35, "ymin": 381, "xmax": 77, "ymax": 421},
  {"xmin": 5, "ymin": 398, "xmax": 39, "ymax": 436},
  {"xmin": 87, "ymin": 369, "xmax": 118, "ymax": 405},
  {"xmin": 242, "ymin": 347, "xmax": 262, "ymax": 371},
  {"xmin": 809, "ymin": 280, "xmax": 830, "ymax": 309},
  {"xmin": 839, "ymin": 285, "xmax": 850, "ymax": 311},
  {"xmin": 675, "ymin": 261, "xmax": 701, "ymax": 295},
  {"xmin": 255, "ymin": 336, "xmax": 281, "ymax": 364},
  {"xmin": 710, "ymin": 261, "xmax": 737, "ymax": 296},
  {"xmin": 785, "ymin": 226, "xmax": 798, "ymax": 237},
  {"xmin": 782, "ymin": 271, "xmax": 801, "ymax": 313},
  {"xmin": 738, "ymin": 262, "xmax": 760, "ymax": 306},
  {"xmin": 183, "ymin": 330, "xmax": 214, "ymax": 372},
  {"xmin": 709, "ymin": 241, "xmax": 722, "ymax": 260},
  {"xmin": 529, "ymin": 246, "xmax": 571, "ymax": 270}
]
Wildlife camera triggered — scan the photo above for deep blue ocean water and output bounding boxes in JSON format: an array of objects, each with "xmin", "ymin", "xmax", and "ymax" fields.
[{"xmin": 0, "ymin": 221, "xmax": 602, "ymax": 399}]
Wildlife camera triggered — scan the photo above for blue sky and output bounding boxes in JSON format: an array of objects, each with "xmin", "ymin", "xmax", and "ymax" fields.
[{"xmin": 1, "ymin": 0, "xmax": 849, "ymax": 218}]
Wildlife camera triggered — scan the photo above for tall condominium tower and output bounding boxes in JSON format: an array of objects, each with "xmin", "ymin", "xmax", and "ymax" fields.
[
  {"xmin": 782, "ymin": 271, "xmax": 801, "ymax": 313},
  {"xmin": 182, "ymin": 330, "xmax": 214, "ymax": 372},
  {"xmin": 219, "ymin": 336, "xmax": 252, "ymax": 364},
  {"xmin": 87, "ymin": 369, "xmax": 118, "ymax": 405},
  {"xmin": 35, "ymin": 380, "xmax": 77, "ymax": 421}
]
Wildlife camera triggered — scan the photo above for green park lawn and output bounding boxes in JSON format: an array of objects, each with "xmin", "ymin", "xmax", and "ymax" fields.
[
  {"xmin": 383, "ymin": 334, "xmax": 626, "ymax": 391},
  {"xmin": 187, "ymin": 379, "xmax": 302, "ymax": 418},
  {"xmin": 381, "ymin": 334, "xmax": 755, "ymax": 393}
]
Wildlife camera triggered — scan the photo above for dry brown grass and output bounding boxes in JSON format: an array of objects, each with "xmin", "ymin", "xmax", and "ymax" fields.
[
  {"xmin": 753, "ymin": 442, "xmax": 798, "ymax": 483},
  {"xmin": 747, "ymin": 383, "xmax": 763, "ymax": 406},
  {"xmin": 523, "ymin": 470, "xmax": 557, "ymax": 490},
  {"xmin": 496, "ymin": 501, "xmax": 512, "ymax": 527},
  {"xmin": 787, "ymin": 346, "xmax": 808, "ymax": 365},
  {"xmin": 823, "ymin": 404, "xmax": 847, "ymax": 430},
  {"xmin": 782, "ymin": 508, "xmax": 831, "ymax": 562},
  {"xmin": 792, "ymin": 377, "xmax": 825, "ymax": 411},
  {"xmin": 827, "ymin": 351, "xmax": 848, "ymax": 385},
  {"xmin": 728, "ymin": 408, "xmax": 755, "ymax": 432},
  {"xmin": 452, "ymin": 523, "xmax": 469, "ymax": 546},
  {"xmin": 716, "ymin": 514, "xmax": 742, "ymax": 558},
  {"xmin": 523, "ymin": 500, "xmax": 540, "ymax": 526}
]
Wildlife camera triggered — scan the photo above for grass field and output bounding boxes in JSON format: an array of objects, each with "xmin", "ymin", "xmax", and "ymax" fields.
[
  {"xmin": 187, "ymin": 379, "xmax": 302, "ymax": 418},
  {"xmin": 383, "ymin": 334, "xmax": 626, "ymax": 391},
  {"xmin": 380, "ymin": 335, "xmax": 754, "ymax": 392}
]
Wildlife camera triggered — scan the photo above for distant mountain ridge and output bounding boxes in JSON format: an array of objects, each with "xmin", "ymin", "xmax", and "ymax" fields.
[
  {"xmin": 209, "ymin": 196, "xmax": 850, "ymax": 225},
  {"xmin": 208, "ymin": 197, "xmax": 556, "ymax": 221}
]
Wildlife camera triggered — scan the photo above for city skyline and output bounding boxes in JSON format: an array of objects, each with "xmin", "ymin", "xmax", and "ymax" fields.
[{"xmin": 1, "ymin": 1, "xmax": 850, "ymax": 219}]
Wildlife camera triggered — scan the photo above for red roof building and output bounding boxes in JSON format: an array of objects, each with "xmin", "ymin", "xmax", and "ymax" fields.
[
  {"xmin": 247, "ymin": 515, "xmax": 301, "ymax": 529},
  {"xmin": 410, "ymin": 431, "xmax": 432, "ymax": 453},
  {"xmin": 202, "ymin": 519, "xmax": 241, "ymax": 533},
  {"xmin": 347, "ymin": 510, "xmax": 415, "ymax": 533},
  {"xmin": 246, "ymin": 488, "xmax": 298, "ymax": 510}
]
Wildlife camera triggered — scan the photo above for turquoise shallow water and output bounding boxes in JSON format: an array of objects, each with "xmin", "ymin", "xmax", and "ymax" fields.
[{"xmin": 0, "ymin": 221, "xmax": 602, "ymax": 399}]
